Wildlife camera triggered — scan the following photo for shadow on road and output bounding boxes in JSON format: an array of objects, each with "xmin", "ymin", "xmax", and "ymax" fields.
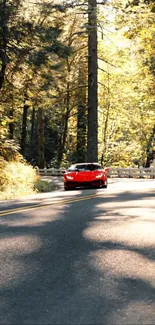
[{"xmin": 0, "ymin": 187, "xmax": 155, "ymax": 324}]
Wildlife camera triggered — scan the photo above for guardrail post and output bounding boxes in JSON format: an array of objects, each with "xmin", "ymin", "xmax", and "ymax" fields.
[
  {"xmin": 35, "ymin": 166, "xmax": 39, "ymax": 175},
  {"xmin": 139, "ymin": 167, "xmax": 144, "ymax": 178},
  {"xmin": 117, "ymin": 168, "xmax": 121, "ymax": 177},
  {"xmin": 129, "ymin": 168, "xmax": 133, "ymax": 178},
  {"xmin": 150, "ymin": 168, "xmax": 155, "ymax": 179}
]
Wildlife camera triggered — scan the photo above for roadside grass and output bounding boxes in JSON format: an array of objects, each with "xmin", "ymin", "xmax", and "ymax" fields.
[
  {"xmin": 0, "ymin": 160, "xmax": 58, "ymax": 200},
  {"xmin": 34, "ymin": 179, "xmax": 58, "ymax": 193}
]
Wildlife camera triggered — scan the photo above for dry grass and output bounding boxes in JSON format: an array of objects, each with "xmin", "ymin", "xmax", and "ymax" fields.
[{"xmin": 0, "ymin": 161, "xmax": 38, "ymax": 200}]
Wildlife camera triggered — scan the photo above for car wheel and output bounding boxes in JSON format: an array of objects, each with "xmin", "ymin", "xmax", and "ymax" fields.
[{"xmin": 102, "ymin": 181, "xmax": 108, "ymax": 188}]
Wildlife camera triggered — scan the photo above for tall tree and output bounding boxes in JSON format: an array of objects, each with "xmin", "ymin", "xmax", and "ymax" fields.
[
  {"xmin": 37, "ymin": 107, "xmax": 45, "ymax": 168},
  {"xmin": 30, "ymin": 106, "xmax": 36, "ymax": 162},
  {"xmin": 57, "ymin": 74, "xmax": 70, "ymax": 167},
  {"xmin": 20, "ymin": 93, "xmax": 29, "ymax": 156},
  {"xmin": 145, "ymin": 125, "xmax": 155, "ymax": 167},
  {"xmin": 0, "ymin": 0, "xmax": 7, "ymax": 89},
  {"xmin": 77, "ymin": 62, "xmax": 87, "ymax": 162},
  {"xmin": 87, "ymin": 0, "xmax": 98, "ymax": 162}
]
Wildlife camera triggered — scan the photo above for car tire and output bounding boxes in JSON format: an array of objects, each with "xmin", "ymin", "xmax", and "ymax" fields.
[{"xmin": 102, "ymin": 181, "xmax": 108, "ymax": 188}]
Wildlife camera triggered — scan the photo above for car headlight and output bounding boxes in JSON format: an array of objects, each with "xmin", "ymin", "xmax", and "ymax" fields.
[
  {"xmin": 66, "ymin": 175, "xmax": 74, "ymax": 180},
  {"xmin": 95, "ymin": 174, "xmax": 103, "ymax": 179}
]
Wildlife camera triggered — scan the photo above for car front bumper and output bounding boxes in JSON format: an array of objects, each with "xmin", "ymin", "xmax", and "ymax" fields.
[{"xmin": 64, "ymin": 179, "xmax": 106, "ymax": 189}]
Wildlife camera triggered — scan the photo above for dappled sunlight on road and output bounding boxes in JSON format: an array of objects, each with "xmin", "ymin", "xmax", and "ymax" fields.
[
  {"xmin": 0, "ymin": 235, "xmax": 41, "ymax": 254},
  {"xmin": 83, "ymin": 213, "xmax": 155, "ymax": 248},
  {"xmin": 89, "ymin": 250, "xmax": 155, "ymax": 287},
  {"xmin": 0, "ymin": 206, "xmax": 65, "ymax": 227},
  {"xmin": 82, "ymin": 191, "xmax": 155, "ymax": 248}
]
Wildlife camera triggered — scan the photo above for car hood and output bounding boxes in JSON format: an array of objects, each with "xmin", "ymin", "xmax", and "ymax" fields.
[{"xmin": 64, "ymin": 171, "xmax": 104, "ymax": 181}]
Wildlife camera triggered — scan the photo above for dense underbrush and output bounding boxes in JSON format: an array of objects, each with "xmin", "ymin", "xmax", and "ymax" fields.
[{"xmin": 0, "ymin": 159, "xmax": 57, "ymax": 200}]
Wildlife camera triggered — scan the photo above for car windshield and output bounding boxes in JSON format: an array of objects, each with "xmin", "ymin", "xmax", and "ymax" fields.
[{"xmin": 68, "ymin": 164, "xmax": 102, "ymax": 171}]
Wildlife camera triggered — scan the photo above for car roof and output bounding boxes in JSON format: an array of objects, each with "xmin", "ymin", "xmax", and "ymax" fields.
[{"xmin": 71, "ymin": 162, "xmax": 100, "ymax": 165}]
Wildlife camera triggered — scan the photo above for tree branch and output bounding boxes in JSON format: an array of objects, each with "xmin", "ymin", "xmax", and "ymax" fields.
[
  {"xmin": 98, "ymin": 57, "xmax": 117, "ymax": 68},
  {"xmin": 98, "ymin": 81, "xmax": 110, "ymax": 91},
  {"xmin": 98, "ymin": 66, "xmax": 109, "ymax": 74}
]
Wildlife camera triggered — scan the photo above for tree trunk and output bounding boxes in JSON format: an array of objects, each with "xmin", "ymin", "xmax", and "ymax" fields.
[
  {"xmin": 77, "ymin": 64, "xmax": 87, "ymax": 162},
  {"xmin": 87, "ymin": 0, "xmax": 98, "ymax": 162},
  {"xmin": 57, "ymin": 57, "xmax": 71, "ymax": 167},
  {"xmin": 0, "ymin": 0, "xmax": 7, "ymax": 90},
  {"xmin": 20, "ymin": 94, "xmax": 29, "ymax": 156},
  {"xmin": 145, "ymin": 125, "xmax": 155, "ymax": 167},
  {"xmin": 30, "ymin": 106, "xmax": 35, "ymax": 160},
  {"xmin": 37, "ymin": 107, "xmax": 45, "ymax": 168},
  {"xmin": 101, "ymin": 72, "xmax": 110, "ymax": 165},
  {"xmin": 9, "ymin": 107, "xmax": 14, "ymax": 139},
  {"xmin": 57, "ymin": 82, "xmax": 70, "ymax": 167},
  {"xmin": 8, "ymin": 85, "xmax": 14, "ymax": 139}
]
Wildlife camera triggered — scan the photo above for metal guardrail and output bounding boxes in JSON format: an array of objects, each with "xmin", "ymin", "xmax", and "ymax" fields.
[
  {"xmin": 108, "ymin": 167, "xmax": 155, "ymax": 178},
  {"xmin": 36, "ymin": 167, "xmax": 155, "ymax": 179},
  {"xmin": 36, "ymin": 167, "xmax": 66, "ymax": 176}
]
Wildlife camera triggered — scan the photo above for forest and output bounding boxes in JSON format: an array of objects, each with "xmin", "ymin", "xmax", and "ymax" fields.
[{"xmin": 0, "ymin": 0, "xmax": 155, "ymax": 172}]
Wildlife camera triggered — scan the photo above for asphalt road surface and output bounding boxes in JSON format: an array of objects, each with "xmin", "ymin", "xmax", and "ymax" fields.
[{"xmin": 0, "ymin": 178, "xmax": 155, "ymax": 325}]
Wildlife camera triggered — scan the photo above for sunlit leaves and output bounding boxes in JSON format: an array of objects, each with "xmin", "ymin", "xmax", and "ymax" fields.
[{"xmin": 98, "ymin": 1, "xmax": 155, "ymax": 166}]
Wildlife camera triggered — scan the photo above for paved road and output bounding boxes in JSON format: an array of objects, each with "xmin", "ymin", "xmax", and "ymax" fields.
[{"xmin": 0, "ymin": 178, "xmax": 155, "ymax": 324}]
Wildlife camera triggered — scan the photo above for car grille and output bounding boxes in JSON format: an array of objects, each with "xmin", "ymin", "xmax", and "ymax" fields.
[{"xmin": 66, "ymin": 180, "xmax": 104, "ymax": 187}]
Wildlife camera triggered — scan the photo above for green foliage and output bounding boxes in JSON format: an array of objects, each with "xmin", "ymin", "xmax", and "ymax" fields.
[
  {"xmin": 98, "ymin": 0, "xmax": 155, "ymax": 167},
  {"xmin": 34, "ymin": 179, "xmax": 58, "ymax": 192},
  {"xmin": 0, "ymin": 139, "xmax": 22, "ymax": 162}
]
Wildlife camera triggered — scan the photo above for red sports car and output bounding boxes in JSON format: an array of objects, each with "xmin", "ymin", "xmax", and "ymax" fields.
[{"xmin": 63, "ymin": 162, "xmax": 108, "ymax": 190}]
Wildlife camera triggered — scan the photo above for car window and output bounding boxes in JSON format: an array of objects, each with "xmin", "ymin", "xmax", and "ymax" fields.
[
  {"xmin": 87, "ymin": 164, "xmax": 102, "ymax": 171},
  {"xmin": 68, "ymin": 164, "xmax": 86, "ymax": 171},
  {"xmin": 68, "ymin": 164, "xmax": 102, "ymax": 171},
  {"xmin": 68, "ymin": 165, "xmax": 79, "ymax": 171},
  {"xmin": 91, "ymin": 164, "xmax": 102, "ymax": 170},
  {"xmin": 76, "ymin": 165, "xmax": 88, "ymax": 171}
]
